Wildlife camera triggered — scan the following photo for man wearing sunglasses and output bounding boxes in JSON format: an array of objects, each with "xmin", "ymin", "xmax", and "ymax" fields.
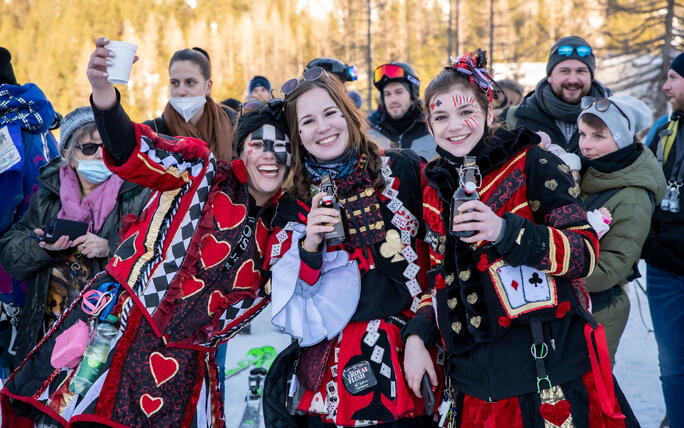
[
  {"xmin": 368, "ymin": 61, "xmax": 437, "ymax": 160},
  {"xmin": 642, "ymin": 52, "xmax": 684, "ymax": 428},
  {"xmin": 504, "ymin": 36, "xmax": 612, "ymax": 154}
]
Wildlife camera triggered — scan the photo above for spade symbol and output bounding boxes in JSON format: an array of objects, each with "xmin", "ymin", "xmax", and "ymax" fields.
[{"xmin": 529, "ymin": 272, "xmax": 543, "ymax": 287}]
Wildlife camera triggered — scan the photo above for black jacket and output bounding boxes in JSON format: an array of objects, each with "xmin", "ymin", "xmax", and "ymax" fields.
[
  {"xmin": 0, "ymin": 158, "xmax": 150, "ymax": 365},
  {"xmin": 368, "ymin": 104, "xmax": 437, "ymax": 160},
  {"xmin": 643, "ymin": 114, "xmax": 684, "ymax": 275}
]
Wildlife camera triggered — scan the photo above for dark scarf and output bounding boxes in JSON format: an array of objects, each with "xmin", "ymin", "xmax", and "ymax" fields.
[
  {"xmin": 383, "ymin": 101, "xmax": 423, "ymax": 134},
  {"xmin": 304, "ymin": 149, "xmax": 359, "ymax": 182},
  {"xmin": 580, "ymin": 143, "xmax": 641, "ymax": 174},
  {"xmin": 534, "ymin": 78, "xmax": 611, "ymax": 123}
]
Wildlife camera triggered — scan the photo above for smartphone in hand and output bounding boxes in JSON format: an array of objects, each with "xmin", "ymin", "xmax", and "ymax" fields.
[{"xmin": 421, "ymin": 372, "xmax": 435, "ymax": 416}]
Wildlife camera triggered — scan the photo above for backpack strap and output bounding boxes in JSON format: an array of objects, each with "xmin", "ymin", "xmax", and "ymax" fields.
[{"xmin": 583, "ymin": 187, "xmax": 623, "ymax": 211}]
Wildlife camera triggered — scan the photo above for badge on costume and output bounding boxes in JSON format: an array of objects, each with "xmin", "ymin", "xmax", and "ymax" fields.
[{"xmin": 342, "ymin": 360, "xmax": 377, "ymax": 394}]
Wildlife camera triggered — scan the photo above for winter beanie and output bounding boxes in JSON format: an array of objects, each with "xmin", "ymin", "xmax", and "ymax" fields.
[
  {"xmin": 347, "ymin": 90, "xmax": 363, "ymax": 109},
  {"xmin": 578, "ymin": 95, "xmax": 652, "ymax": 149},
  {"xmin": 234, "ymin": 101, "xmax": 289, "ymax": 155},
  {"xmin": 670, "ymin": 52, "xmax": 684, "ymax": 77},
  {"xmin": 248, "ymin": 76, "xmax": 271, "ymax": 93},
  {"xmin": 0, "ymin": 47, "xmax": 17, "ymax": 85},
  {"xmin": 547, "ymin": 36, "xmax": 596, "ymax": 79},
  {"xmin": 60, "ymin": 106, "xmax": 95, "ymax": 153}
]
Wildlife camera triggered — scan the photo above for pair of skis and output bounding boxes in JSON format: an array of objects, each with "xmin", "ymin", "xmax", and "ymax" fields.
[{"xmin": 229, "ymin": 346, "xmax": 276, "ymax": 428}]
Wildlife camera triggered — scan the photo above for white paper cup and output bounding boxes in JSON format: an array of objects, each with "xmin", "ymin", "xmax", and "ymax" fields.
[{"xmin": 106, "ymin": 41, "xmax": 137, "ymax": 84}]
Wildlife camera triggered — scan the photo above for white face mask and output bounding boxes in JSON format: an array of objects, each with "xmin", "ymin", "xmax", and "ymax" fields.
[{"xmin": 169, "ymin": 84, "xmax": 208, "ymax": 122}]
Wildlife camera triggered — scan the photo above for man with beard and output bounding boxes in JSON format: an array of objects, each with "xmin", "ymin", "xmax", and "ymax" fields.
[
  {"xmin": 642, "ymin": 52, "xmax": 684, "ymax": 428},
  {"xmin": 368, "ymin": 61, "xmax": 437, "ymax": 160},
  {"xmin": 504, "ymin": 36, "xmax": 611, "ymax": 154}
]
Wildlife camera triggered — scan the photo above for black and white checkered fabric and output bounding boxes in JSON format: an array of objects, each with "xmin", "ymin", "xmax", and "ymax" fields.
[
  {"xmin": 118, "ymin": 137, "xmax": 216, "ymax": 329},
  {"xmin": 203, "ymin": 294, "xmax": 268, "ymax": 346}
]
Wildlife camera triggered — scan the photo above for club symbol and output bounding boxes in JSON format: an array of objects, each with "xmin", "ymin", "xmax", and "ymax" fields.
[{"xmin": 528, "ymin": 272, "xmax": 543, "ymax": 287}]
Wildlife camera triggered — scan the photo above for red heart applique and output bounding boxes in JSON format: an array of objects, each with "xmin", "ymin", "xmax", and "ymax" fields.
[
  {"xmin": 200, "ymin": 235, "xmax": 231, "ymax": 269},
  {"xmin": 181, "ymin": 276, "xmax": 205, "ymax": 299},
  {"xmin": 139, "ymin": 393, "xmax": 164, "ymax": 418},
  {"xmin": 511, "ymin": 280, "xmax": 519, "ymax": 290},
  {"xmin": 255, "ymin": 219, "xmax": 269, "ymax": 254},
  {"xmin": 232, "ymin": 259, "xmax": 262, "ymax": 291},
  {"xmin": 555, "ymin": 301, "xmax": 571, "ymax": 318},
  {"xmin": 498, "ymin": 316, "xmax": 511, "ymax": 328},
  {"xmin": 539, "ymin": 400, "xmax": 571, "ymax": 426},
  {"xmin": 149, "ymin": 352, "xmax": 180, "ymax": 387},
  {"xmin": 477, "ymin": 254, "xmax": 489, "ymax": 272},
  {"xmin": 207, "ymin": 290, "xmax": 227, "ymax": 316},
  {"xmin": 213, "ymin": 192, "xmax": 246, "ymax": 230}
]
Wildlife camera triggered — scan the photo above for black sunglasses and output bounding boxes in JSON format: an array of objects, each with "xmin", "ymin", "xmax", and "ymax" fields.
[
  {"xmin": 280, "ymin": 66, "xmax": 328, "ymax": 96},
  {"xmin": 581, "ymin": 97, "xmax": 631, "ymax": 130},
  {"xmin": 75, "ymin": 142, "xmax": 104, "ymax": 156},
  {"xmin": 240, "ymin": 98, "xmax": 285, "ymax": 115}
]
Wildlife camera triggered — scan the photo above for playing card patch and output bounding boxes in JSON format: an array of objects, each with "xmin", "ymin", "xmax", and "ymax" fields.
[{"xmin": 488, "ymin": 259, "xmax": 557, "ymax": 318}]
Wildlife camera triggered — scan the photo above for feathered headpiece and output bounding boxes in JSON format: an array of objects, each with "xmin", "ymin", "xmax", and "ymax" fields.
[{"xmin": 446, "ymin": 49, "xmax": 495, "ymax": 102}]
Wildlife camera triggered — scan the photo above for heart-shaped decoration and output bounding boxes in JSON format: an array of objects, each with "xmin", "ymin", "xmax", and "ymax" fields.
[
  {"xmin": 466, "ymin": 292, "xmax": 478, "ymax": 305},
  {"xmin": 200, "ymin": 235, "xmax": 231, "ymax": 269},
  {"xmin": 470, "ymin": 315, "xmax": 482, "ymax": 328},
  {"xmin": 447, "ymin": 298, "xmax": 458, "ymax": 309},
  {"xmin": 568, "ymin": 185, "xmax": 580, "ymax": 198},
  {"xmin": 545, "ymin": 179, "xmax": 558, "ymax": 191},
  {"xmin": 539, "ymin": 400, "xmax": 572, "ymax": 426},
  {"xmin": 558, "ymin": 164, "xmax": 570, "ymax": 174},
  {"xmin": 149, "ymin": 352, "xmax": 180, "ymax": 387},
  {"xmin": 555, "ymin": 301, "xmax": 571, "ymax": 318},
  {"xmin": 232, "ymin": 259, "xmax": 262, "ymax": 291},
  {"xmin": 139, "ymin": 393, "xmax": 164, "ymax": 418},
  {"xmin": 445, "ymin": 274, "xmax": 455, "ymax": 285},
  {"xmin": 181, "ymin": 276, "xmax": 205, "ymax": 299},
  {"xmin": 539, "ymin": 157, "xmax": 548, "ymax": 165},
  {"xmin": 213, "ymin": 192, "xmax": 247, "ymax": 231},
  {"xmin": 459, "ymin": 269, "xmax": 471, "ymax": 282},
  {"xmin": 529, "ymin": 200, "xmax": 541, "ymax": 212},
  {"xmin": 256, "ymin": 218, "xmax": 269, "ymax": 254},
  {"xmin": 451, "ymin": 321, "xmax": 462, "ymax": 334},
  {"xmin": 207, "ymin": 290, "xmax": 227, "ymax": 316}
]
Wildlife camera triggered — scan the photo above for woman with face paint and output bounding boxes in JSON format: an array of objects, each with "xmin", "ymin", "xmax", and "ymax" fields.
[
  {"xmin": 0, "ymin": 38, "xmax": 289, "ymax": 427},
  {"xmin": 0, "ymin": 106, "xmax": 151, "ymax": 368},
  {"xmin": 402, "ymin": 50, "xmax": 639, "ymax": 427},
  {"xmin": 262, "ymin": 68, "xmax": 437, "ymax": 427},
  {"xmin": 143, "ymin": 47, "xmax": 236, "ymax": 162}
]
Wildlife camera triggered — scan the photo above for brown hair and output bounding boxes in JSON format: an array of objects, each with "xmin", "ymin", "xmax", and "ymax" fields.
[
  {"xmin": 284, "ymin": 72, "xmax": 384, "ymax": 200},
  {"xmin": 578, "ymin": 113, "xmax": 608, "ymax": 132},
  {"xmin": 169, "ymin": 47, "xmax": 211, "ymax": 80}
]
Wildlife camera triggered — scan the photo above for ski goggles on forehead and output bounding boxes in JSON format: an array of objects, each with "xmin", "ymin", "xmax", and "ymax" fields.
[
  {"xmin": 555, "ymin": 45, "xmax": 592, "ymax": 57},
  {"xmin": 581, "ymin": 96, "xmax": 631, "ymax": 130},
  {"xmin": 281, "ymin": 66, "xmax": 328, "ymax": 96},
  {"xmin": 75, "ymin": 142, "xmax": 104, "ymax": 156}
]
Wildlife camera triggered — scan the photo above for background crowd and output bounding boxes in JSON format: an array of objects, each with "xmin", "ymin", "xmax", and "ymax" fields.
[{"xmin": 0, "ymin": 29, "xmax": 681, "ymax": 428}]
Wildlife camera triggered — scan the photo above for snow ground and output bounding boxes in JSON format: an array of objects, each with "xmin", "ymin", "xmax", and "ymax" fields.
[{"xmin": 223, "ymin": 277, "xmax": 667, "ymax": 428}]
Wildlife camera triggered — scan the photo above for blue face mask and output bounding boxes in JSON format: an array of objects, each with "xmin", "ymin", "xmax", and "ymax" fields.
[{"xmin": 77, "ymin": 159, "xmax": 112, "ymax": 184}]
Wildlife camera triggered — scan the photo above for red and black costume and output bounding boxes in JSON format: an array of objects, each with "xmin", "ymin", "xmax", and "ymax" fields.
[
  {"xmin": 404, "ymin": 127, "xmax": 639, "ymax": 427},
  {"xmin": 1, "ymin": 94, "xmax": 279, "ymax": 427},
  {"xmin": 263, "ymin": 149, "xmax": 439, "ymax": 427}
]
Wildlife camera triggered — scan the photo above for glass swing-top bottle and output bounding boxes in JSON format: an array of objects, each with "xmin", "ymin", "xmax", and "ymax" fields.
[{"xmin": 450, "ymin": 156, "xmax": 482, "ymax": 238}]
